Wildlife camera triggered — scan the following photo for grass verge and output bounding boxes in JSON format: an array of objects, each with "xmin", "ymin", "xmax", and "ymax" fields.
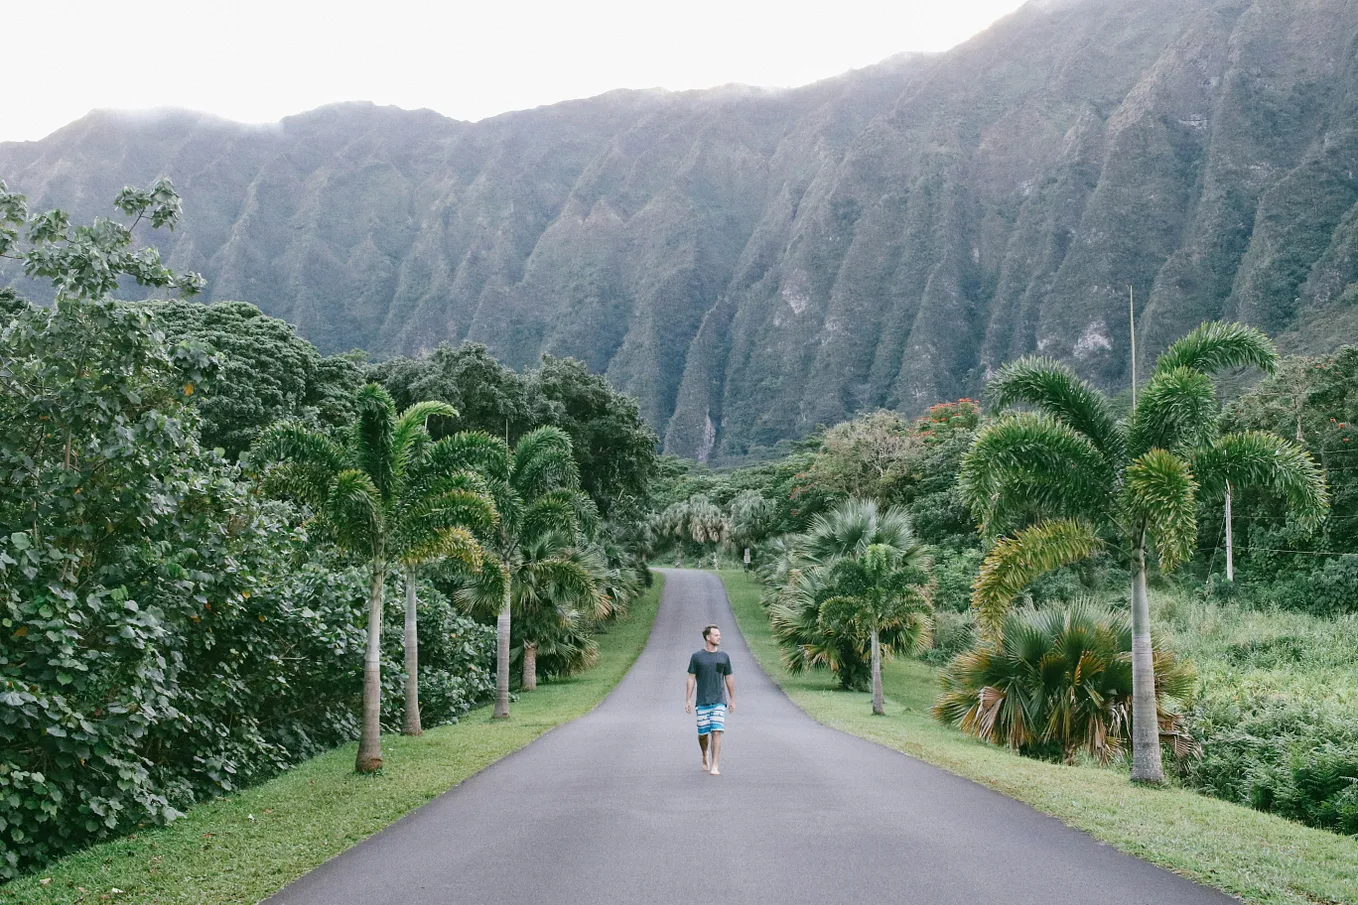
[
  {"xmin": 1, "ymin": 574, "xmax": 664, "ymax": 905},
  {"xmin": 719, "ymin": 569, "xmax": 1358, "ymax": 905}
]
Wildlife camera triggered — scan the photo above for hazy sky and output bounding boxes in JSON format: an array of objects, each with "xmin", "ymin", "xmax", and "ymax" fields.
[{"xmin": 7, "ymin": 0, "xmax": 1028, "ymax": 143}]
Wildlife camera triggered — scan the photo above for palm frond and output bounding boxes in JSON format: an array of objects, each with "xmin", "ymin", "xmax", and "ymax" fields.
[
  {"xmin": 352, "ymin": 383, "xmax": 397, "ymax": 501},
  {"xmin": 513, "ymin": 426, "xmax": 580, "ymax": 498},
  {"xmin": 1193, "ymin": 431, "xmax": 1329, "ymax": 530},
  {"xmin": 987, "ymin": 356, "xmax": 1125, "ymax": 459},
  {"xmin": 401, "ymin": 526, "xmax": 485, "ymax": 573},
  {"xmin": 1127, "ymin": 367, "xmax": 1216, "ymax": 457},
  {"xmin": 523, "ymin": 490, "xmax": 583, "ymax": 544},
  {"xmin": 1124, "ymin": 449, "xmax": 1197, "ymax": 571},
  {"xmin": 325, "ymin": 469, "xmax": 383, "ymax": 554},
  {"xmin": 425, "ymin": 431, "xmax": 512, "ymax": 482},
  {"xmin": 457, "ymin": 556, "xmax": 511, "ymax": 619},
  {"xmin": 971, "ymin": 519, "xmax": 1102, "ymax": 637},
  {"xmin": 252, "ymin": 423, "xmax": 347, "ymax": 476},
  {"xmin": 393, "ymin": 486, "xmax": 499, "ymax": 558},
  {"xmin": 1153, "ymin": 321, "xmax": 1276, "ymax": 376},
  {"xmin": 959, "ymin": 413, "xmax": 1113, "ymax": 535},
  {"xmin": 392, "ymin": 400, "xmax": 458, "ymax": 476},
  {"xmin": 799, "ymin": 499, "xmax": 920, "ymax": 563}
]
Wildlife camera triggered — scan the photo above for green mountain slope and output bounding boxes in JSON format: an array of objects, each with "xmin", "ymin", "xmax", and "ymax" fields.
[{"xmin": 4, "ymin": 0, "xmax": 1357, "ymax": 459}]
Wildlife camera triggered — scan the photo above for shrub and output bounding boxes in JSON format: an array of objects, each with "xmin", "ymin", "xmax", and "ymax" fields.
[
  {"xmin": 1179, "ymin": 697, "xmax": 1358, "ymax": 834},
  {"xmin": 1254, "ymin": 554, "xmax": 1358, "ymax": 617},
  {"xmin": 919, "ymin": 609, "xmax": 976, "ymax": 665},
  {"xmin": 933, "ymin": 601, "xmax": 1197, "ymax": 764},
  {"xmin": 380, "ymin": 584, "xmax": 495, "ymax": 729},
  {"xmin": 929, "ymin": 548, "xmax": 982, "ymax": 613}
]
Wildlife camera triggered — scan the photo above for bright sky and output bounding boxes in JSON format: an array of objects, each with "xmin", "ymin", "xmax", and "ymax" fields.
[{"xmin": 6, "ymin": 0, "xmax": 1029, "ymax": 143}]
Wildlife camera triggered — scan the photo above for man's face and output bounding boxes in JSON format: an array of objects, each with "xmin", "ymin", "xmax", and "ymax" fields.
[{"xmin": 707, "ymin": 628, "xmax": 721, "ymax": 648}]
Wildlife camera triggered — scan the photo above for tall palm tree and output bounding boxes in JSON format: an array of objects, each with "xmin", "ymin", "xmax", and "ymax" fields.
[
  {"xmin": 959, "ymin": 322, "xmax": 1327, "ymax": 783},
  {"xmin": 818, "ymin": 543, "xmax": 932, "ymax": 715},
  {"xmin": 254, "ymin": 384, "xmax": 496, "ymax": 771},
  {"xmin": 390, "ymin": 433, "xmax": 500, "ymax": 735},
  {"xmin": 442, "ymin": 426, "xmax": 593, "ymax": 717}
]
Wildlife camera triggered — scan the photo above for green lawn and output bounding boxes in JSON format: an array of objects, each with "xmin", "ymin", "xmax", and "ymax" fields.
[
  {"xmin": 0, "ymin": 575, "xmax": 663, "ymax": 905},
  {"xmin": 719, "ymin": 569, "xmax": 1358, "ymax": 905}
]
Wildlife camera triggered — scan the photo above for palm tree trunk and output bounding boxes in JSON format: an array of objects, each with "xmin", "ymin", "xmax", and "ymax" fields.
[
  {"xmin": 870, "ymin": 627, "xmax": 885, "ymax": 716},
  {"xmin": 493, "ymin": 577, "xmax": 511, "ymax": 719},
  {"xmin": 522, "ymin": 641, "xmax": 538, "ymax": 691},
  {"xmin": 1129, "ymin": 544, "xmax": 1164, "ymax": 783},
  {"xmin": 402, "ymin": 564, "xmax": 422, "ymax": 736},
  {"xmin": 356, "ymin": 559, "xmax": 386, "ymax": 773}
]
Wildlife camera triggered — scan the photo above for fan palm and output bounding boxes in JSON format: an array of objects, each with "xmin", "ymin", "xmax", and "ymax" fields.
[
  {"xmin": 959, "ymin": 322, "xmax": 1327, "ymax": 783},
  {"xmin": 507, "ymin": 530, "xmax": 607, "ymax": 689},
  {"xmin": 818, "ymin": 544, "xmax": 933, "ymax": 715},
  {"xmin": 448, "ymin": 426, "xmax": 596, "ymax": 716},
  {"xmin": 770, "ymin": 499, "xmax": 933, "ymax": 693},
  {"xmin": 254, "ymin": 384, "xmax": 496, "ymax": 771},
  {"xmin": 933, "ymin": 600, "xmax": 1197, "ymax": 764}
]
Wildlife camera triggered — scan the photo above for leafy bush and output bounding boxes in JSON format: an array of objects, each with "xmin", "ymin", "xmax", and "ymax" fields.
[
  {"xmin": 929, "ymin": 548, "xmax": 982, "ymax": 613},
  {"xmin": 919, "ymin": 609, "xmax": 976, "ymax": 665},
  {"xmin": 1253, "ymin": 554, "xmax": 1358, "ymax": 617},
  {"xmin": 933, "ymin": 601, "xmax": 1197, "ymax": 764},
  {"xmin": 1179, "ymin": 698, "xmax": 1358, "ymax": 834},
  {"xmin": 380, "ymin": 583, "xmax": 495, "ymax": 729},
  {"xmin": 0, "ymin": 296, "xmax": 492, "ymax": 878}
]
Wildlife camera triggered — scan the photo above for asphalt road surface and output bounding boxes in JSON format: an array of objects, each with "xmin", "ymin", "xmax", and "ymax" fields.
[{"xmin": 267, "ymin": 568, "xmax": 1235, "ymax": 905}]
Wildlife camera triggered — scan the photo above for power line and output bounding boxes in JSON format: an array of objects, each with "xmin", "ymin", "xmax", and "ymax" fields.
[{"xmin": 1232, "ymin": 547, "xmax": 1357, "ymax": 557}]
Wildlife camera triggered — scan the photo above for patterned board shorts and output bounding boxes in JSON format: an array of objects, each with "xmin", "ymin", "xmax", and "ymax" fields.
[{"xmin": 695, "ymin": 703, "xmax": 727, "ymax": 736}]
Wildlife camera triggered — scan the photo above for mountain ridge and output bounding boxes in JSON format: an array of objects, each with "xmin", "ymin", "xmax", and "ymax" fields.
[{"xmin": 4, "ymin": 0, "xmax": 1357, "ymax": 460}]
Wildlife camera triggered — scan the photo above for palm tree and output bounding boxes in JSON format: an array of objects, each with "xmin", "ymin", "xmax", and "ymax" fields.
[
  {"xmin": 508, "ymin": 530, "xmax": 605, "ymax": 689},
  {"xmin": 818, "ymin": 543, "xmax": 932, "ymax": 715},
  {"xmin": 769, "ymin": 499, "xmax": 933, "ymax": 693},
  {"xmin": 390, "ymin": 435, "xmax": 500, "ymax": 735},
  {"xmin": 959, "ymin": 322, "xmax": 1327, "ymax": 783},
  {"xmin": 446, "ymin": 426, "xmax": 593, "ymax": 717},
  {"xmin": 254, "ymin": 384, "xmax": 496, "ymax": 771}
]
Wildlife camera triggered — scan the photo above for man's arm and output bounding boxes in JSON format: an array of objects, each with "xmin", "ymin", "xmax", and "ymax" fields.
[
  {"xmin": 685, "ymin": 673, "xmax": 696, "ymax": 713},
  {"xmin": 724, "ymin": 674, "xmax": 735, "ymax": 713}
]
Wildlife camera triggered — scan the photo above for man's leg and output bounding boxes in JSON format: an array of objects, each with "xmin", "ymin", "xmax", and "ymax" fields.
[
  {"xmin": 698, "ymin": 732, "xmax": 710, "ymax": 769},
  {"xmin": 708, "ymin": 730, "xmax": 722, "ymax": 775}
]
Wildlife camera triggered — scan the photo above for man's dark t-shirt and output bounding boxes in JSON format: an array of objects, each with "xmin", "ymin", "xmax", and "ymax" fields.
[{"xmin": 687, "ymin": 650, "xmax": 732, "ymax": 706}]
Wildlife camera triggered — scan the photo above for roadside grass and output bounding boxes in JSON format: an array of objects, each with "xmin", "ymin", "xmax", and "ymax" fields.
[
  {"xmin": 719, "ymin": 569, "xmax": 1358, "ymax": 905},
  {"xmin": 0, "ymin": 575, "xmax": 663, "ymax": 905}
]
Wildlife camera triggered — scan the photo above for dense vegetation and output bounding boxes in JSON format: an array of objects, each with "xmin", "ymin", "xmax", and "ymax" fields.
[
  {"xmin": 650, "ymin": 333, "xmax": 1358, "ymax": 834},
  {"xmin": 0, "ymin": 183, "xmax": 656, "ymax": 878},
  {"xmin": 4, "ymin": 1, "xmax": 1358, "ymax": 460}
]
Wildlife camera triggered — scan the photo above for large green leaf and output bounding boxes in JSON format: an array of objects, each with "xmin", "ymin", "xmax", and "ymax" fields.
[
  {"xmin": 1128, "ymin": 367, "xmax": 1216, "ymax": 457},
  {"xmin": 1193, "ymin": 431, "xmax": 1329, "ymax": 530},
  {"xmin": 960, "ymin": 412, "xmax": 1113, "ymax": 535},
  {"xmin": 1124, "ymin": 449, "xmax": 1197, "ymax": 570},
  {"xmin": 1153, "ymin": 321, "xmax": 1276, "ymax": 376},
  {"xmin": 971, "ymin": 519, "xmax": 1103, "ymax": 635},
  {"xmin": 987, "ymin": 356, "xmax": 1125, "ymax": 461}
]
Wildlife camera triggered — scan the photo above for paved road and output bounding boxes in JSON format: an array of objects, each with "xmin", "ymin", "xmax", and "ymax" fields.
[{"xmin": 268, "ymin": 569, "xmax": 1234, "ymax": 905}]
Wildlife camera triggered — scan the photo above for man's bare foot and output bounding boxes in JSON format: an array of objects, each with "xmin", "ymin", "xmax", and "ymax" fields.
[
  {"xmin": 701, "ymin": 758, "xmax": 709, "ymax": 771},
  {"xmin": 709, "ymin": 765, "xmax": 720, "ymax": 775}
]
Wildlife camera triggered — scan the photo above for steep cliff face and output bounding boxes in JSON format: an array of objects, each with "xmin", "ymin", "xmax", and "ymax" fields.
[{"xmin": 4, "ymin": 0, "xmax": 1358, "ymax": 459}]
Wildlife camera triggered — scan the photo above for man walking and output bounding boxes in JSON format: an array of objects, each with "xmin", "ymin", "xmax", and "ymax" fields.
[{"xmin": 685, "ymin": 624, "xmax": 734, "ymax": 775}]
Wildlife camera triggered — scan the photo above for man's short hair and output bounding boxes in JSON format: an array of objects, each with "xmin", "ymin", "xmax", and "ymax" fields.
[{"xmin": 702, "ymin": 624, "xmax": 719, "ymax": 640}]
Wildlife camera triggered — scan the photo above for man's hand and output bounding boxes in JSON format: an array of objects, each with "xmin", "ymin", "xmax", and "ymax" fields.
[
  {"xmin": 684, "ymin": 700, "xmax": 692, "ymax": 714},
  {"xmin": 727, "ymin": 701, "xmax": 735, "ymax": 714}
]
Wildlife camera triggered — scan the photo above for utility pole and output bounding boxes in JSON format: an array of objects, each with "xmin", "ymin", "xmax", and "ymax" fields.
[
  {"xmin": 1224, "ymin": 481, "xmax": 1234, "ymax": 583},
  {"xmin": 1129, "ymin": 285, "xmax": 1137, "ymax": 408}
]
